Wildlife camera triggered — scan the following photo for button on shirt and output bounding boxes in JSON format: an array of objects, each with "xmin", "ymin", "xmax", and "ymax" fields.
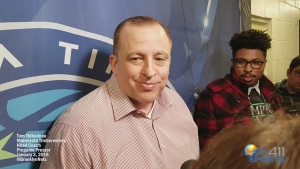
[{"xmin": 40, "ymin": 75, "xmax": 199, "ymax": 169}]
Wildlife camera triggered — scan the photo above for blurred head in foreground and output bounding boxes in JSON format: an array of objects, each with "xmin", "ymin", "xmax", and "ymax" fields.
[{"xmin": 191, "ymin": 117, "xmax": 300, "ymax": 169}]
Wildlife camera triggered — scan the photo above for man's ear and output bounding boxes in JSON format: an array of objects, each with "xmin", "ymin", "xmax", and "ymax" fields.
[
  {"xmin": 109, "ymin": 55, "xmax": 118, "ymax": 76},
  {"xmin": 287, "ymin": 68, "xmax": 291, "ymax": 77}
]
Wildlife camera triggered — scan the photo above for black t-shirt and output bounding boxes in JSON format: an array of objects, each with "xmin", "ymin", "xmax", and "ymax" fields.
[{"xmin": 248, "ymin": 88, "xmax": 273, "ymax": 123}]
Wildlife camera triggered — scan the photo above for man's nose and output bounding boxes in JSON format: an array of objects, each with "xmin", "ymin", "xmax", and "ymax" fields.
[
  {"xmin": 142, "ymin": 59, "xmax": 156, "ymax": 78},
  {"xmin": 244, "ymin": 62, "xmax": 253, "ymax": 72}
]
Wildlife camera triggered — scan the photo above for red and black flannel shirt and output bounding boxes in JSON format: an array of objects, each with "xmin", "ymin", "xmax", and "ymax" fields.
[{"xmin": 193, "ymin": 69, "xmax": 283, "ymax": 149}]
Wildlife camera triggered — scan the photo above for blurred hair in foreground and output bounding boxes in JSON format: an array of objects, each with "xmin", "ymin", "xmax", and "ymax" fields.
[{"xmin": 191, "ymin": 115, "xmax": 300, "ymax": 169}]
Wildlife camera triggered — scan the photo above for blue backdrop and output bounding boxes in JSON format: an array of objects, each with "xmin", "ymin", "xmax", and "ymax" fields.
[{"xmin": 0, "ymin": 0, "xmax": 240, "ymax": 168}]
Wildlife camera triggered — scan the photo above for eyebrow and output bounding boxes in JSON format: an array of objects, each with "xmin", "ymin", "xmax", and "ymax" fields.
[
  {"xmin": 127, "ymin": 51, "xmax": 170, "ymax": 57},
  {"xmin": 235, "ymin": 58, "xmax": 265, "ymax": 61}
]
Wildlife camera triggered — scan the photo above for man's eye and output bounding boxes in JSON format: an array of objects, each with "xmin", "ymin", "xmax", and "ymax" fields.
[
  {"xmin": 156, "ymin": 58, "xmax": 164, "ymax": 61},
  {"xmin": 131, "ymin": 58, "xmax": 142, "ymax": 61},
  {"xmin": 253, "ymin": 59, "xmax": 265, "ymax": 64},
  {"xmin": 237, "ymin": 60, "xmax": 245, "ymax": 64},
  {"xmin": 252, "ymin": 61, "xmax": 260, "ymax": 64}
]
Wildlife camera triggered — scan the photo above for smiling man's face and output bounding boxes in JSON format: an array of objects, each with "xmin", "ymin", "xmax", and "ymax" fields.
[{"xmin": 110, "ymin": 23, "xmax": 172, "ymax": 112}]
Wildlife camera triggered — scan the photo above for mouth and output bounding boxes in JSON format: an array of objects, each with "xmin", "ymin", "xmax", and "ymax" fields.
[
  {"xmin": 139, "ymin": 82, "xmax": 157, "ymax": 91},
  {"xmin": 242, "ymin": 75, "xmax": 254, "ymax": 82}
]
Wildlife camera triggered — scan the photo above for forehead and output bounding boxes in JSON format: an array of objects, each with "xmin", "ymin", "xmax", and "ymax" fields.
[
  {"xmin": 120, "ymin": 23, "xmax": 166, "ymax": 40},
  {"xmin": 234, "ymin": 49, "xmax": 265, "ymax": 60},
  {"xmin": 117, "ymin": 24, "xmax": 171, "ymax": 51}
]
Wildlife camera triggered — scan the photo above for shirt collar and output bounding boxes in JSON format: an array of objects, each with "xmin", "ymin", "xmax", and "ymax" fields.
[
  {"xmin": 108, "ymin": 75, "xmax": 172, "ymax": 121},
  {"xmin": 146, "ymin": 100, "xmax": 156, "ymax": 118},
  {"xmin": 248, "ymin": 81, "xmax": 261, "ymax": 95}
]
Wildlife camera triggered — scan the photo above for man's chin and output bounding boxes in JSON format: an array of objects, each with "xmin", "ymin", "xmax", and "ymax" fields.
[
  {"xmin": 242, "ymin": 80, "xmax": 256, "ymax": 87},
  {"xmin": 133, "ymin": 94, "xmax": 157, "ymax": 104},
  {"xmin": 140, "ymin": 97, "xmax": 156, "ymax": 104}
]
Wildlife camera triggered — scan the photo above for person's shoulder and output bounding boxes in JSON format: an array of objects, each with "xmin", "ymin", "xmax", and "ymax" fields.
[
  {"xmin": 72, "ymin": 83, "xmax": 109, "ymax": 111},
  {"xmin": 206, "ymin": 77, "xmax": 232, "ymax": 93},
  {"xmin": 162, "ymin": 88, "xmax": 191, "ymax": 114},
  {"xmin": 55, "ymin": 83, "xmax": 110, "ymax": 125},
  {"xmin": 275, "ymin": 78, "xmax": 287, "ymax": 89},
  {"xmin": 260, "ymin": 75, "xmax": 282, "ymax": 95},
  {"xmin": 162, "ymin": 87, "xmax": 189, "ymax": 105}
]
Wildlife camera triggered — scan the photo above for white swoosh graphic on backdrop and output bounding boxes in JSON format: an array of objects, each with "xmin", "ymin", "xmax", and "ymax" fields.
[
  {"xmin": 0, "ymin": 74, "xmax": 104, "ymax": 92},
  {"xmin": 0, "ymin": 22, "xmax": 176, "ymax": 92},
  {"xmin": 0, "ymin": 22, "xmax": 113, "ymax": 45}
]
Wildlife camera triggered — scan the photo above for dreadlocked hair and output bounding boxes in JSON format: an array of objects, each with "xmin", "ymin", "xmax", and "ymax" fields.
[{"xmin": 229, "ymin": 29, "xmax": 271, "ymax": 58}]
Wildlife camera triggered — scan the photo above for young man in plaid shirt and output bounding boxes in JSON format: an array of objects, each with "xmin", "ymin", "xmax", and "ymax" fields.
[{"xmin": 193, "ymin": 29, "xmax": 283, "ymax": 150}]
